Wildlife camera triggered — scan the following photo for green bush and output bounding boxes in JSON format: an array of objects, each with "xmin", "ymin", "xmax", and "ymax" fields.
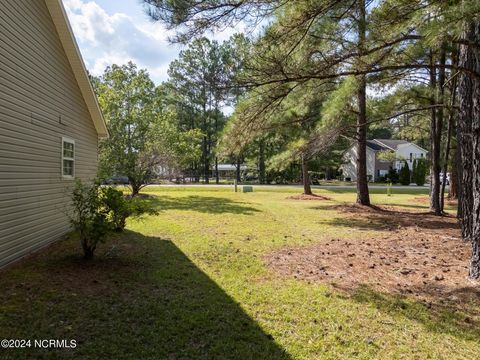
[
  {"xmin": 412, "ymin": 159, "xmax": 417, "ymax": 181},
  {"xmin": 399, "ymin": 161, "xmax": 411, "ymax": 185},
  {"xmin": 70, "ymin": 180, "xmax": 158, "ymax": 259},
  {"xmin": 386, "ymin": 167, "xmax": 399, "ymax": 184},
  {"xmin": 413, "ymin": 158, "xmax": 427, "ymax": 186},
  {"xmin": 102, "ymin": 187, "xmax": 130, "ymax": 232},
  {"xmin": 70, "ymin": 180, "xmax": 111, "ymax": 259},
  {"xmin": 103, "ymin": 187, "xmax": 158, "ymax": 232}
]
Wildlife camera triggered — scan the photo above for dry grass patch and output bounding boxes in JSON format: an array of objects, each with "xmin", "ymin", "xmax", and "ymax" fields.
[
  {"xmin": 286, "ymin": 193, "xmax": 332, "ymax": 201},
  {"xmin": 265, "ymin": 205, "xmax": 479, "ymax": 304},
  {"xmin": 413, "ymin": 195, "xmax": 458, "ymax": 206}
]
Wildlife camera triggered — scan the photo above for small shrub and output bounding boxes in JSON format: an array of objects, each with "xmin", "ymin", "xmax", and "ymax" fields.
[
  {"xmin": 102, "ymin": 187, "xmax": 130, "ymax": 232},
  {"xmin": 70, "ymin": 180, "xmax": 111, "ymax": 259},
  {"xmin": 386, "ymin": 167, "xmax": 399, "ymax": 184},
  {"xmin": 413, "ymin": 158, "xmax": 427, "ymax": 186},
  {"xmin": 103, "ymin": 187, "xmax": 158, "ymax": 232},
  {"xmin": 70, "ymin": 180, "xmax": 158, "ymax": 259}
]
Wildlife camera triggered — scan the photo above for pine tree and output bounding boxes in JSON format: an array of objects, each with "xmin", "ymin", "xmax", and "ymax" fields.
[
  {"xmin": 414, "ymin": 158, "xmax": 427, "ymax": 186},
  {"xmin": 412, "ymin": 158, "xmax": 417, "ymax": 182},
  {"xmin": 399, "ymin": 161, "xmax": 411, "ymax": 186}
]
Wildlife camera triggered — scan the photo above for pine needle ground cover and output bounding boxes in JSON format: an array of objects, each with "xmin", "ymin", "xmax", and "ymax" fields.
[{"xmin": 0, "ymin": 186, "xmax": 478, "ymax": 359}]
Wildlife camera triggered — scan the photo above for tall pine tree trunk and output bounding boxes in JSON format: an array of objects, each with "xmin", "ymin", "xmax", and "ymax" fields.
[
  {"xmin": 449, "ymin": 148, "xmax": 458, "ymax": 199},
  {"xmin": 301, "ymin": 154, "xmax": 312, "ymax": 195},
  {"xmin": 202, "ymin": 100, "xmax": 210, "ymax": 184},
  {"xmin": 429, "ymin": 50, "xmax": 443, "ymax": 215},
  {"xmin": 355, "ymin": 0, "xmax": 370, "ymax": 206},
  {"xmin": 203, "ymin": 134, "xmax": 209, "ymax": 184},
  {"xmin": 458, "ymin": 17, "xmax": 480, "ymax": 279},
  {"xmin": 456, "ymin": 126, "xmax": 464, "ymax": 217},
  {"xmin": 458, "ymin": 25, "xmax": 475, "ymax": 243},
  {"xmin": 236, "ymin": 157, "xmax": 241, "ymax": 183},
  {"xmin": 214, "ymin": 101, "xmax": 219, "ymax": 185},
  {"xmin": 439, "ymin": 47, "xmax": 453, "ymax": 213},
  {"xmin": 440, "ymin": 118, "xmax": 452, "ymax": 213},
  {"xmin": 469, "ymin": 21, "xmax": 480, "ymax": 280},
  {"xmin": 259, "ymin": 141, "xmax": 266, "ymax": 184}
]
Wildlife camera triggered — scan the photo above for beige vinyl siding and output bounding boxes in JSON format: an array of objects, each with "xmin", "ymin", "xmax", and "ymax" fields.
[{"xmin": 0, "ymin": 0, "xmax": 100, "ymax": 267}]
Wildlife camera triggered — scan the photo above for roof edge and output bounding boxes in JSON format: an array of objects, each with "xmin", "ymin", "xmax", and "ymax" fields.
[
  {"xmin": 372, "ymin": 139, "xmax": 395, "ymax": 151},
  {"xmin": 45, "ymin": 0, "xmax": 108, "ymax": 138}
]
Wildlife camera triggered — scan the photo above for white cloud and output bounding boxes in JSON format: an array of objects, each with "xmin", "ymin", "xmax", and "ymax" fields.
[
  {"xmin": 62, "ymin": 0, "xmax": 264, "ymax": 84},
  {"xmin": 63, "ymin": 0, "xmax": 179, "ymax": 83}
]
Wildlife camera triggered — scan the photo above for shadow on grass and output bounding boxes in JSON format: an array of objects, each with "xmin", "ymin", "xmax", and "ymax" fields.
[
  {"xmin": 312, "ymin": 202, "xmax": 429, "ymax": 212},
  {"xmin": 380, "ymin": 203, "xmax": 430, "ymax": 210},
  {"xmin": 0, "ymin": 231, "xmax": 289, "ymax": 359},
  {"xmin": 344, "ymin": 285, "xmax": 480, "ymax": 342},
  {"xmin": 150, "ymin": 195, "xmax": 261, "ymax": 215},
  {"xmin": 321, "ymin": 187, "xmax": 429, "ymax": 195},
  {"xmin": 324, "ymin": 215, "xmax": 458, "ymax": 232},
  {"xmin": 311, "ymin": 204, "xmax": 459, "ymax": 232}
]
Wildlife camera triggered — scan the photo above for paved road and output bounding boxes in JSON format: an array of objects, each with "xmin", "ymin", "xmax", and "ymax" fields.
[{"xmin": 145, "ymin": 183, "xmax": 433, "ymax": 190}]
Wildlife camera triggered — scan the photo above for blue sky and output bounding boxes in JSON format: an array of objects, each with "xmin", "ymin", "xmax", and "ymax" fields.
[{"xmin": 63, "ymin": 0, "xmax": 246, "ymax": 84}]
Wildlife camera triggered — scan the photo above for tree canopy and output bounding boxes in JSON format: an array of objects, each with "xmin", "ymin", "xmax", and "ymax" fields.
[
  {"xmin": 94, "ymin": 62, "xmax": 201, "ymax": 195},
  {"xmin": 142, "ymin": 0, "xmax": 480, "ymax": 278}
]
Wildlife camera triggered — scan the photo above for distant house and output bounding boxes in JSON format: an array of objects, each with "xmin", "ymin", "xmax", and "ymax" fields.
[
  {"xmin": 214, "ymin": 164, "xmax": 247, "ymax": 178},
  {"xmin": 0, "ymin": 0, "xmax": 108, "ymax": 267},
  {"xmin": 341, "ymin": 139, "xmax": 428, "ymax": 182}
]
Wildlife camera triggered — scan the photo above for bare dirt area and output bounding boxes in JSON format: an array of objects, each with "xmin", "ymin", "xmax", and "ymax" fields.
[
  {"xmin": 413, "ymin": 195, "xmax": 458, "ymax": 206},
  {"xmin": 265, "ymin": 204, "xmax": 480, "ymax": 304},
  {"xmin": 287, "ymin": 193, "xmax": 332, "ymax": 201}
]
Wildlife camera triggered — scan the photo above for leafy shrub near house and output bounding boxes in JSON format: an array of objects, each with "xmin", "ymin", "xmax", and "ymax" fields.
[
  {"xmin": 102, "ymin": 186, "xmax": 158, "ymax": 232},
  {"xmin": 386, "ymin": 167, "xmax": 399, "ymax": 184},
  {"xmin": 399, "ymin": 161, "xmax": 411, "ymax": 185},
  {"xmin": 413, "ymin": 158, "xmax": 427, "ymax": 186},
  {"xmin": 101, "ymin": 187, "xmax": 128, "ymax": 231},
  {"xmin": 70, "ymin": 180, "xmax": 110, "ymax": 259},
  {"xmin": 70, "ymin": 180, "xmax": 158, "ymax": 259}
]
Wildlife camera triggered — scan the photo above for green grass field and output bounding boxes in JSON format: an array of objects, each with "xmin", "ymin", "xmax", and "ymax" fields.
[{"xmin": 0, "ymin": 186, "xmax": 477, "ymax": 359}]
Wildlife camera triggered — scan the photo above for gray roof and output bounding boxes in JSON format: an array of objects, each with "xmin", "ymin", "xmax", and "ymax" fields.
[
  {"xmin": 366, "ymin": 140, "xmax": 388, "ymax": 151},
  {"xmin": 372, "ymin": 139, "xmax": 410, "ymax": 150},
  {"xmin": 365, "ymin": 139, "xmax": 427, "ymax": 152}
]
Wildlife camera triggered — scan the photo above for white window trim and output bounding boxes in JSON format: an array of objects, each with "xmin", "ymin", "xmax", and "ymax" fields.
[{"xmin": 62, "ymin": 136, "xmax": 75, "ymax": 180}]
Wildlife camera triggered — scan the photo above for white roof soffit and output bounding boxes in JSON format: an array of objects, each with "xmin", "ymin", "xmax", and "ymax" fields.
[{"xmin": 45, "ymin": 0, "xmax": 108, "ymax": 137}]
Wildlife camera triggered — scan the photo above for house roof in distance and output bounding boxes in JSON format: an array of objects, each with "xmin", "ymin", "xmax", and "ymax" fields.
[
  {"xmin": 215, "ymin": 164, "xmax": 247, "ymax": 171},
  {"xmin": 365, "ymin": 139, "xmax": 428, "ymax": 153},
  {"xmin": 366, "ymin": 140, "xmax": 388, "ymax": 151},
  {"xmin": 45, "ymin": 0, "xmax": 108, "ymax": 137},
  {"xmin": 372, "ymin": 139, "xmax": 410, "ymax": 150}
]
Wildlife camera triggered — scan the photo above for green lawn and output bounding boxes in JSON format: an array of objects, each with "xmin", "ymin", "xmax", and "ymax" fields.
[{"xmin": 0, "ymin": 186, "xmax": 477, "ymax": 359}]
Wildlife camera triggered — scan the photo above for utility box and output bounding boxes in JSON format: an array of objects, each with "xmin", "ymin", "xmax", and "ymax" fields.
[{"xmin": 242, "ymin": 185, "xmax": 253, "ymax": 193}]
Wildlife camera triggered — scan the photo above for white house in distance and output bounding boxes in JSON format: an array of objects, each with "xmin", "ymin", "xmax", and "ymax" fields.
[
  {"xmin": 0, "ymin": 0, "xmax": 108, "ymax": 267},
  {"xmin": 341, "ymin": 139, "xmax": 428, "ymax": 182}
]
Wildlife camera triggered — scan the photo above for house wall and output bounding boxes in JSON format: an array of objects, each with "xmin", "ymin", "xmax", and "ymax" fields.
[
  {"xmin": 394, "ymin": 144, "xmax": 427, "ymax": 171},
  {"xmin": 374, "ymin": 156, "xmax": 392, "ymax": 181},
  {"xmin": 0, "ymin": 0, "xmax": 99, "ymax": 267},
  {"xmin": 341, "ymin": 145, "xmax": 375, "ymax": 181}
]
